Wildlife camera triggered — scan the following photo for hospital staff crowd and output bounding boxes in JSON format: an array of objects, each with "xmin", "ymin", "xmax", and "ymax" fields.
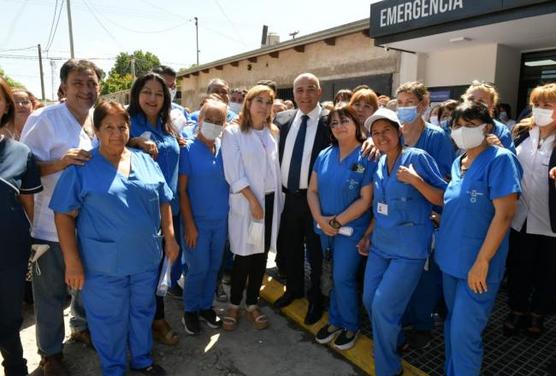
[{"xmin": 0, "ymin": 58, "xmax": 555, "ymax": 376}]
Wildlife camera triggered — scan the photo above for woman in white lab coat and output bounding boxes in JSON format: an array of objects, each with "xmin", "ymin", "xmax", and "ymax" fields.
[{"xmin": 221, "ymin": 85, "xmax": 284, "ymax": 331}]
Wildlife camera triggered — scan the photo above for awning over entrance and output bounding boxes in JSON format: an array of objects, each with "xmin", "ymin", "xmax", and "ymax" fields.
[{"xmin": 369, "ymin": 0, "xmax": 556, "ymax": 53}]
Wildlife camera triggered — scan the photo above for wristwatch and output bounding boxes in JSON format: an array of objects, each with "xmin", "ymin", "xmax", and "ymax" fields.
[{"xmin": 329, "ymin": 217, "xmax": 342, "ymax": 230}]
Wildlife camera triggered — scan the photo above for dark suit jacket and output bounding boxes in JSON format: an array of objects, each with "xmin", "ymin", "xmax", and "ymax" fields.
[{"xmin": 274, "ymin": 108, "xmax": 331, "ymax": 187}]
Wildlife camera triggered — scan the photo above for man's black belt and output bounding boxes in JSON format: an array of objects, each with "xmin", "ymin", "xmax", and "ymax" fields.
[{"xmin": 282, "ymin": 186, "xmax": 307, "ymax": 195}]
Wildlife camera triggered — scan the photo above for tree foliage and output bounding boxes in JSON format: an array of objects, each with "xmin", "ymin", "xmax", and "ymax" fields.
[
  {"xmin": 0, "ymin": 66, "xmax": 24, "ymax": 88},
  {"xmin": 100, "ymin": 50, "xmax": 161, "ymax": 95},
  {"xmin": 110, "ymin": 50, "xmax": 161, "ymax": 78},
  {"xmin": 100, "ymin": 73, "xmax": 134, "ymax": 95}
]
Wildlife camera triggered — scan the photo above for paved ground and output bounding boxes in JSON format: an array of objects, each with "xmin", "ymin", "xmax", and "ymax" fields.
[{"xmin": 13, "ymin": 281, "xmax": 363, "ymax": 376}]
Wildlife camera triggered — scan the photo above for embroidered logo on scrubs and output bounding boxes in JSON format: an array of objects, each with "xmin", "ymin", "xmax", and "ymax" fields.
[
  {"xmin": 351, "ymin": 163, "xmax": 366, "ymax": 173},
  {"xmin": 348, "ymin": 178, "xmax": 360, "ymax": 190},
  {"xmin": 467, "ymin": 189, "xmax": 484, "ymax": 203}
]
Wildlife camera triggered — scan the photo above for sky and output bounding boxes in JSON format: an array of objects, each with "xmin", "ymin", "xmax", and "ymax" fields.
[{"xmin": 0, "ymin": 0, "xmax": 380, "ymax": 100}]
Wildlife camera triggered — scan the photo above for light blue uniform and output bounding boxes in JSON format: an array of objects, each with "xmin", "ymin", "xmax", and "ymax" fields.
[
  {"xmin": 403, "ymin": 122, "xmax": 455, "ymax": 336},
  {"xmin": 179, "ymin": 138, "xmax": 229, "ymax": 312},
  {"xmin": 313, "ymin": 146, "xmax": 376, "ymax": 332},
  {"xmin": 49, "ymin": 148, "xmax": 173, "ymax": 376},
  {"xmin": 435, "ymin": 146, "xmax": 522, "ymax": 376},
  {"xmin": 362, "ymin": 147, "xmax": 447, "ymax": 376},
  {"xmin": 493, "ymin": 119, "xmax": 516, "ymax": 154},
  {"xmin": 130, "ymin": 113, "xmax": 183, "ymax": 286}
]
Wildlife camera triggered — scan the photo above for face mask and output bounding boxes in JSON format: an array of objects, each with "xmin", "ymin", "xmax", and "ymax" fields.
[
  {"xmin": 440, "ymin": 119, "xmax": 450, "ymax": 130},
  {"xmin": 429, "ymin": 116, "xmax": 439, "ymax": 126},
  {"xmin": 200, "ymin": 121, "xmax": 223, "ymax": 140},
  {"xmin": 169, "ymin": 88, "xmax": 177, "ymax": 101},
  {"xmin": 532, "ymin": 107, "xmax": 554, "ymax": 127},
  {"xmin": 451, "ymin": 123, "xmax": 486, "ymax": 150},
  {"xmin": 498, "ymin": 111, "xmax": 508, "ymax": 122},
  {"xmin": 397, "ymin": 106, "xmax": 419, "ymax": 124},
  {"xmin": 229, "ymin": 102, "xmax": 242, "ymax": 114}
]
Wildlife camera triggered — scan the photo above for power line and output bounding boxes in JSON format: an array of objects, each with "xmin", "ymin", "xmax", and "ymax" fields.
[
  {"xmin": 0, "ymin": 46, "xmax": 36, "ymax": 52},
  {"xmin": 45, "ymin": 0, "xmax": 65, "ymax": 52},
  {"xmin": 2, "ymin": 0, "xmax": 30, "ymax": 46},
  {"xmin": 89, "ymin": 11, "xmax": 190, "ymax": 34},
  {"xmin": 213, "ymin": 0, "xmax": 248, "ymax": 47},
  {"xmin": 0, "ymin": 53, "xmax": 115, "ymax": 61},
  {"xmin": 44, "ymin": 0, "xmax": 60, "ymax": 52},
  {"xmin": 81, "ymin": 0, "xmax": 125, "ymax": 49}
]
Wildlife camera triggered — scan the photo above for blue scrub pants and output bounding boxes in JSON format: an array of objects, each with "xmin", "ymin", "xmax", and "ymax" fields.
[
  {"xmin": 402, "ymin": 257, "xmax": 443, "ymax": 331},
  {"xmin": 183, "ymin": 219, "xmax": 227, "ymax": 312},
  {"xmin": 442, "ymin": 273, "xmax": 500, "ymax": 376},
  {"xmin": 82, "ymin": 269, "xmax": 158, "ymax": 376},
  {"xmin": 321, "ymin": 234, "xmax": 362, "ymax": 331},
  {"xmin": 363, "ymin": 251, "xmax": 425, "ymax": 376}
]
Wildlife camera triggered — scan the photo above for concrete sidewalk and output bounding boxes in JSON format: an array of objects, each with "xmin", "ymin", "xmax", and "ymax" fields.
[{"xmin": 13, "ymin": 286, "xmax": 363, "ymax": 376}]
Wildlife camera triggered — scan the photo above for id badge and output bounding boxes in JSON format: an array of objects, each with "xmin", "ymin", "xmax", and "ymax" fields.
[{"xmin": 377, "ymin": 202, "xmax": 388, "ymax": 216}]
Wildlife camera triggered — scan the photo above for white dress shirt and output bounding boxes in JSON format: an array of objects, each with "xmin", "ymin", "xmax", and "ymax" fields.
[
  {"xmin": 281, "ymin": 104, "xmax": 322, "ymax": 190},
  {"xmin": 20, "ymin": 103, "xmax": 94, "ymax": 242},
  {"xmin": 511, "ymin": 126, "xmax": 555, "ymax": 237}
]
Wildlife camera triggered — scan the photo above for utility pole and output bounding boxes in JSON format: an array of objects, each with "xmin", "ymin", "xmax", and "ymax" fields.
[
  {"xmin": 50, "ymin": 59, "xmax": 57, "ymax": 101},
  {"xmin": 194, "ymin": 17, "xmax": 199, "ymax": 65},
  {"xmin": 67, "ymin": 0, "xmax": 75, "ymax": 58},
  {"xmin": 130, "ymin": 58, "xmax": 136, "ymax": 79},
  {"xmin": 37, "ymin": 44, "xmax": 46, "ymax": 101}
]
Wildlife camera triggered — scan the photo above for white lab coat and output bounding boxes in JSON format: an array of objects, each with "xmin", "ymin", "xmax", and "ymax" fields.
[{"xmin": 221, "ymin": 124, "xmax": 284, "ymax": 256}]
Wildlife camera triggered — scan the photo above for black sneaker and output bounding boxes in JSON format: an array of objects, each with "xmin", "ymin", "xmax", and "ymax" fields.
[
  {"xmin": 199, "ymin": 309, "xmax": 223, "ymax": 329},
  {"xmin": 167, "ymin": 285, "xmax": 183, "ymax": 299},
  {"xmin": 131, "ymin": 363, "xmax": 167, "ymax": 375},
  {"xmin": 181, "ymin": 312, "xmax": 201, "ymax": 335},
  {"xmin": 315, "ymin": 323, "xmax": 342, "ymax": 344},
  {"xmin": 333, "ymin": 329, "xmax": 359, "ymax": 351}
]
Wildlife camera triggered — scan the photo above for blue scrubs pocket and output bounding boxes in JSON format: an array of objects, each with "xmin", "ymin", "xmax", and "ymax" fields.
[
  {"xmin": 462, "ymin": 182, "xmax": 493, "ymax": 240},
  {"xmin": 81, "ymin": 238, "xmax": 118, "ymax": 275}
]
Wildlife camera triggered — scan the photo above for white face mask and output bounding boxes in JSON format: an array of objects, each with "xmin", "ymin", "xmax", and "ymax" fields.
[
  {"xmin": 229, "ymin": 102, "xmax": 242, "ymax": 114},
  {"xmin": 429, "ymin": 116, "xmax": 439, "ymax": 126},
  {"xmin": 169, "ymin": 88, "xmax": 177, "ymax": 101},
  {"xmin": 200, "ymin": 121, "xmax": 223, "ymax": 140},
  {"xmin": 451, "ymin": 123, "xmax": 487, "ymax": 150},
  {"xmin": 532, "ymin": 107, "xmax": 554, "ymax": 127}
]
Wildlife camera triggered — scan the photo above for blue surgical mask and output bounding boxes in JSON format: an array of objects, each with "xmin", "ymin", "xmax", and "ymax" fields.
[
  {"xmin": 440, "ymin": 119, "xmax": 450, "ymax": 130},
  {"xmin": 397, "ymin": 106, "xmax": 419, "ymax": 124}
]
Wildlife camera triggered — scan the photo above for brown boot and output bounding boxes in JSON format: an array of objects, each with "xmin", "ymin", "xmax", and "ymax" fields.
[{"xmin": 41, "ymin": 353, "xmax": 69, "ymax": 376}]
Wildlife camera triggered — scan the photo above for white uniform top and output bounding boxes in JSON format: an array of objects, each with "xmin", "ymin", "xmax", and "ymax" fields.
[
  {"xmin": 512, "ymin": 126, "xmax": 556, "ymax": 237},
  {"xmin": 280, "ymin": 105, "xmax": 321, "ymax": 189},
  {"xmin": 20, "ymin": 103, "xmax": 94, "ymax": 242},
  {"xmin": 221, "ymin": 124, "xmax": 284, "ymax": 256}
]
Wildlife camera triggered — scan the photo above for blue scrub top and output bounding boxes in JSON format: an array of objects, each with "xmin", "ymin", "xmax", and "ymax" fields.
[
  {"xmin": 413, "ymin": 123, "xmax": 455, "ymax": 179},
  {"xmin": 49, "ymin": 148, "xmax": 173, "ymax": 277},
  {"xmin": 313, "ymin": 146, "xmax": 376, "ymax": 237},
  {"xmin": 493, "ymin": 119, "xmax": 516, "ymax": 154},
  {"xmin": 371, "ymin": 147, "xmax": 448, "ymax": 260},
  {"xmin": 435, "ymin": 146, "xmax": 522, "ymax": 283},
  {"xmin": 179, "ymin": 137, "xmax": 229, "ymax": 222},
  {"xmin": 130, "ymin": 113, "xmax": 180, "ymax": 214}
]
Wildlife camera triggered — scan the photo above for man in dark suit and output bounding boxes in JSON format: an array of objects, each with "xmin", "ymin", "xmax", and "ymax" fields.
[{"xmin": 274, "ymin": 73, "xmax": 331, "ymax": 325}]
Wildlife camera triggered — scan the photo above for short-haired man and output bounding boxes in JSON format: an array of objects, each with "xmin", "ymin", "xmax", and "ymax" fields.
[
  {"xmin": 20, "ymin": 59, "xmax": 101, "ymax": 376},
  {"xmin": 190, "ymin": 78, "xmax": 238, "ymax": 125},
  {"xmin": 273, "ymin": 73, "xmax": 330, "ymax": 325}
]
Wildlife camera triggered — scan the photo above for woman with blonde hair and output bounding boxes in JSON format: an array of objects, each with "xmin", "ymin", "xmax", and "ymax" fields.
[
  {"xmin": 462, "ymin": 80, "xmax": 515, "ymax": 153},
  {"xmin": 221, "ymin": 85, "xmax": 284, "ymax": 331},
  {"xmin": 504, "ymin": 82, "xmax": 556, "ymax": 338}
]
